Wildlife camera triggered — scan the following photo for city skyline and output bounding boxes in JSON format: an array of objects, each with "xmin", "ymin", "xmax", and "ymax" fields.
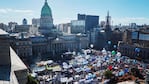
[{"xmin": 0, "ymin": 0, "xmax": 149, "ymax": 25}]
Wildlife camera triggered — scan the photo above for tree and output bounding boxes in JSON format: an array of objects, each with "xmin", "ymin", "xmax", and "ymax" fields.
[
  {"xmin": 104, "ymin": 70, "xmax": 113, "ymax": 79},
  {"xmin": 26, "ymin": 75, "xmax": 38, "ymax": 84}
]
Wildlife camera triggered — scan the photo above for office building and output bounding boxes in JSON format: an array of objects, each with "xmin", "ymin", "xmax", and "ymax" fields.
[
  {"xmin": 78, "ymin": 14, "xmax": 99, "ymax": 32},
  {"xmin": 71, "ymin": 20, "xmax": 85, "ymax": 34},
  {"xmin": 0, "ymin": 23, "xmax": 9, "ymax": 32},
  {"xmin": 57, "ymin": 23, "xmax": 71, "ymax": 34},
  {"xmin": 8, "ymin": 22, "xmax": 18, "ymax": 32},
  {"xmin": 32, "ymin": 18, "xmax": 40, "ymax": 27}
]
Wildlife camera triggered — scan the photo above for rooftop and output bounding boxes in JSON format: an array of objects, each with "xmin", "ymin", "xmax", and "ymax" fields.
[
  {"xmin": 0, "ymin": 29, "xmax": 8, "ymax": 35},
  {"xmin": 10, "ymin": 47, "xmax": 27, "ymax": 71}
]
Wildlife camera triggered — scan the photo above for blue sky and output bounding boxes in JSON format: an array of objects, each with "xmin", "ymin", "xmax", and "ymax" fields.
[{"xmin": 0, "ymin": 0, "xmax": 149, "ymax": 25}]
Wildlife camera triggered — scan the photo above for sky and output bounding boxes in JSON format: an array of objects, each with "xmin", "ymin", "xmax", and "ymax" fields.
[{"xmin": 0, "ymin": 0, "xmax": 149, "ymax": 25}]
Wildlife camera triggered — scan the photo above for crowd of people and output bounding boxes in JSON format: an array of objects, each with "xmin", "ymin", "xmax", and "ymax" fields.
[{"xmin": 31, "ymin": 48, "xmax": 147, "ymax": 84}]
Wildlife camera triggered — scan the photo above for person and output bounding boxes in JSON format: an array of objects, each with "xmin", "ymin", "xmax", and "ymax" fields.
[
  {"xmin": 108, "ymin": 65, "xmax": 113, "ymax": 71},
  {"xmin": 118, "ymin": 69, "xmax": 124, "ymax": 76},
  {"xmin": 135, "ymin": 78, "xmax": 140, "ymax": 84},
  {"xmin": 124, "ymin": 68, "xmax": 129, "ymax": 74}
]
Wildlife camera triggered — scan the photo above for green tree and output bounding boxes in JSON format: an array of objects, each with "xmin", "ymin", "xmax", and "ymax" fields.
[
  {"xmin": 104, "ymin": 70, "xmax": 113, "ymax": 79},
  {"xmin": 26, "ymin": 75, "xmax": 38, "ymax": 84}
]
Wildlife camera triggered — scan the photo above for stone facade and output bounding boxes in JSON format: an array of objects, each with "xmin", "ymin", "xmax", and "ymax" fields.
[
  {"xmin": 14, "ymin": 38, "xmax": 32, "ymax": 59},
  {"xmin": 30, "ymin": 36, "xmax": 47, "ymax": 56},
  {"xmin": 29, "ymin": 34, "xmax": 89, "ymax": 57},
  {"xmin": 119, "ymin": 29, "xmax": 149, "ymax": 62}
]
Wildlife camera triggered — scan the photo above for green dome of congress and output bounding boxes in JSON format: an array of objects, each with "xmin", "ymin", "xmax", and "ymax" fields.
[{"xmin": 41, "ymin": 0, "xmax": 52, "ymax": 16}]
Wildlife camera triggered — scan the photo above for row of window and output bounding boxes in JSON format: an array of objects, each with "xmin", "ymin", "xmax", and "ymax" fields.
[
  {"xmin": 16, "ymin": 42, "xmax": 32, "ymax": 45},
  {"xmin": 120, "ymin": 46, "xmax": 149, "ymax": 59},
  {"xmin": 48, "ymin": 43, "xmax": 78, "ymax": 52}
]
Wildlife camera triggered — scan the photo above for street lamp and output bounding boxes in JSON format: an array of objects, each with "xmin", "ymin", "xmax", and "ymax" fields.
[
  {"xmin": 90, "ymin": 44, "xmax": 94, "ymax": 54},
  {"xmin": 107, "ymin": 41, "xmax": 111, "ymax": 51},
  {"xmin": 135, "ymin": 48, "xmax": 140, "ymax": 56},
  {"xmin": 108, "ymin": 41, "xmax": 111, "ymax": 45},
  {"xmin": 135, "ymin": 47, "xmax": 141, "ymax": 61},
  {"xmin": 90, "ymin": 44, "xmax": 94, "ymax": 49},
  {"xmin": 113, "ymin": 45, "xmax": 117, "ymax": 51}
]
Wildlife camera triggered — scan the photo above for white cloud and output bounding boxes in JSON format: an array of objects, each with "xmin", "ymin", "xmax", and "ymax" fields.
[
  {"xmin": 0, "ymin": 9, "xmax": 7, "ymax": 13},
  {"xmin": 0, "ymin": 8, "xmax": 35, "ymax": 24},
  {"xmin": 0, "ymin": 8, "xmax": 34, "ymax": 14},
  {"xmin": 14, "ymin": 9, "xmax": 33, "ymax": 14}
]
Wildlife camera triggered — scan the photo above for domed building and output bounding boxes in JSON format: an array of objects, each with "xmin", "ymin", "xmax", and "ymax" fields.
[
  {"xmin": 22, "ymin": 18, "xmax": 27, "ymax": 25},
  {"xmin": 39, "ymin": 0, "xmax": 54, "ymax": 36}
]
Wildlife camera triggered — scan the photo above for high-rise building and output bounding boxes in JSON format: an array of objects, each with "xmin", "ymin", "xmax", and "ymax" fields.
[
  {"xmin": 57, "ymin": 23, "xmax": 71, "ymax": 34},
  {"xmin": 130, "ymin": 23, "xmax": 137, "ymax": 29},
  {"xmin": 71, "ymin": 20, "xmax": 85, "ymax": 34},
  {"xmin": 78, "ymin": 14, "xmax": 86, "ymax": 20},
  {"xmin": 32, "ymin": 18, "xmax": 40, "ymax": 27},
  {"xmin": 39, "ymin": 0, "xmax": 54, "ymax": 36},
  {"xmin": 8, "ymin": 22, "xmax": 18, "ymax": 32},
  {"xmin": 78, "ymin": 14, "xmax": 99, "ymax": 32},
  {"xmin": 0, "ymin": 23, "xmax": 9, "ymax": 32}
]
